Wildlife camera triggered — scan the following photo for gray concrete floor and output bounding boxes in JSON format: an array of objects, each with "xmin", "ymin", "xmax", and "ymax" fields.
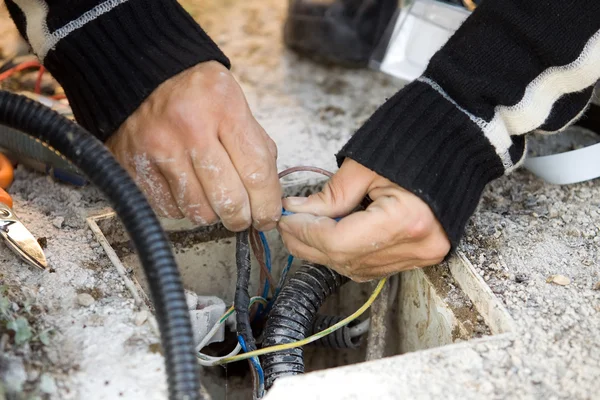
[{"xmin": 1, "ymin": 1, "xmax": 599, "ymax": 399}]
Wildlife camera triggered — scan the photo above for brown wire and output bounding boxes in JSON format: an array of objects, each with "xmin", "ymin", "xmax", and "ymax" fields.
[{"xmin": 278, "ymin": 166, "xmax": 334, "ymax": 179}]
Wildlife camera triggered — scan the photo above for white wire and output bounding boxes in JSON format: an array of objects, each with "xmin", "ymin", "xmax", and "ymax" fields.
[
  {"xmin": 197, "ymin": 344, "xmax": 242, "ymax": 367},
  {"xmin": 196, "ymin": 296, "xmax": 266, "ymax": 367},
  {"xmin": 349, "ymin": 318, "xmax": 370, "ymax": 338}
]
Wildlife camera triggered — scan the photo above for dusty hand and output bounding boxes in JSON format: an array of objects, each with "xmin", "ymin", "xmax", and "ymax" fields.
[
  {"xmin": 107, "ymin": 61, "xmax": 281, "ymax": 231},
  {"xmin": 278, "ymin": 159, "xmax": 450, "ymax": 281}
]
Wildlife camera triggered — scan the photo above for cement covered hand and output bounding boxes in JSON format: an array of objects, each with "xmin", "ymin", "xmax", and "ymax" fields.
[
  {"xmin": 107, "ymin": 61, "xmax": 282, "ymax": 232},
  {"xmin": 278, "ymin": 159, "xmax": 450, "ymax": 282}
]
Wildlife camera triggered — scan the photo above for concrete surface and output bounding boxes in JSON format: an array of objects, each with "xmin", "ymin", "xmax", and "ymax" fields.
[{"xmin": 1, "ymin": 1, "xmax": 599, "ymax": 399}]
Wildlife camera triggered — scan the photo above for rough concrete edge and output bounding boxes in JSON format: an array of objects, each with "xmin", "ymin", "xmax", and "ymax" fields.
[
  {"xmin": 86, "ymin": 211, "xmax": 159, "ymax": 337},
  {"xmin": 264, "ymin": 331, "xmax": 516, "ymax": 399},
  {"xmin": 449, "ymin": 251, "xmax": 516, "ymax": 334}
]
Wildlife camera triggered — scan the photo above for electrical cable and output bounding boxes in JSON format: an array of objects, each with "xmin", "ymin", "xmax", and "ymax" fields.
[
  {"xmin": 34, "ymin": 66, "xmax": 45, "ymax": 95},
  {"xmin": 0, "ymin": 91, "xmax": 200, "ymax": 399},
  {"xmin": 234, "ymin": 230, "xmax": 259, "ymax": 373},
  {"xmin": 258, "ymin": 232, "xmax": 272, "ymax": 300},
  {"xmin": 348, "ymin": 274, "xmax": 399, "ymax": 338},
  {"xmin": 216, "ymin": 277, "xmax": 387, "ymax": 365},
  {"xmin": 238, "ymin": 336, "xmax": 265, "ymax": 398},
  {"xmin": 196, "ymin": 296, "xmax": 267, "ymax": 367},
  {"xmin": 0, "ymin": 60, "xmax": 41, "ymax": 83}
]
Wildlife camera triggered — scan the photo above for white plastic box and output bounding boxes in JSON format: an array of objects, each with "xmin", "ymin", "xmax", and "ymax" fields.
[{"xmin": 371, "ymin": 0, "xmax": 471, "ymax": 82}]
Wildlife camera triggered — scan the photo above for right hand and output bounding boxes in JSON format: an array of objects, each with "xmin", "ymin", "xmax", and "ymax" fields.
[{"xmin": 107, "ymin": 61, "xmax": 281, "ymax": 231}]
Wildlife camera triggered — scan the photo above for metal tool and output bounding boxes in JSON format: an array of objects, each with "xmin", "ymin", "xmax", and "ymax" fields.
[{"xmin": 0, "ymin": 152, "xmax": 48, "ymax": 270}]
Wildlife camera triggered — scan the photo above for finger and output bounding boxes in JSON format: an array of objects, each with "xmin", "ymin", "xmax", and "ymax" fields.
[
  {"xmin": 282, "ymin": 158, "xmax": 376, "ymax": 218},
  {"xmin": 262, "ymin": 131, "xmax": 278, "ymax": 161},
  {"xmin": 348, "ymin": 262, "xmax": 421, "ymax": 283},
  {"xmin": 279, "ymin": 199, "xmax": 406, "ymax": 260},
  {"xmin": 131, "ymin": 159, "xmax": 183, "ymax": 219},
  {"xmin": 190, "ymin": 141, "xmax": 251, "ymax": 232},
  {"xmin": 278, "ymin": 228, "xmax": 331, "ymax": 267},
  {"xmin": 155, "ymin": 159, "xmax": 218, "ymax": 226},
  {"xmin": 219, "ymin": 120, "xmax": 282, "ymax": 231}
]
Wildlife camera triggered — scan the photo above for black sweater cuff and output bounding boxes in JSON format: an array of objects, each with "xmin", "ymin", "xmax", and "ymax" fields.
[
  {"xmin": 42, "ymin": 0, "xmax": 230, "ymax": 141},
  {"xmin": 337, "ymin": 81, "xmax": 507, "ymax": 246}
]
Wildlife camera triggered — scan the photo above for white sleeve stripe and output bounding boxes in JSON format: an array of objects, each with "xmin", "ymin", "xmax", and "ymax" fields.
[
  {"xmin": 417, "ymin": 76, "xmax": 515, "ymax": 170},
  {"xmin": 12, "ymin": 0, "xmax": 50, "ymax": 59},
  {"xmin": 12, "ymin": 0, "xmax": 130, "ymax": 62},
  {"xmin": 490, "ymin": 29, "xmax": 600, "ymax": 136},
  {"xmin": 419, "ymin": 28, "xmax": 600, "ymax": 171}
]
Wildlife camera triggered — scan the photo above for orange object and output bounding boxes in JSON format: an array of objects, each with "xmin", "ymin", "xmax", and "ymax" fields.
[
  {"xmin": 0, "ymin": 153, "xmax": 15, "ymax": 209},
  {"xmin": 0, "ymin": 60, "xmax": 42, "ymax": 82}
]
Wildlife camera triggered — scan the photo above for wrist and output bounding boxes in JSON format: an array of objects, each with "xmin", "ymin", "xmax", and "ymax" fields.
[
  {"xmin": 41, "ymin": 0, "xmax": 230, "ymax": 141},
  {"xmin": 337, "ymin": 80, "xmax": 525, "ymax": 246}
]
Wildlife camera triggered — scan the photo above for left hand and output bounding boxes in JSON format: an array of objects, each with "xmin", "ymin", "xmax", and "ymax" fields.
[{"xmin": 278, "ymin": 159, "xmax": 451, "ymax": 282}]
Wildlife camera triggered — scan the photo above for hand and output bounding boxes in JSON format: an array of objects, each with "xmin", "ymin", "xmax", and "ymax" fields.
[
  {"xmin": 107, "ymin": 61, "xmax": 281, "ymax": 231},
  {"xmin": 278, "ymin": 159, "xmax": 450, "ymax": 282}
]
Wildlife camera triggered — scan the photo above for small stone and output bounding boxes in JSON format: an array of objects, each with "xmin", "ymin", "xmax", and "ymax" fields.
[
  {"xmin": 134, "ymin": 310, "xmax": 149, "ymax": 326},
  {"xmin": 52, "ymin": 217, "xmax": 64, "ymax": 229},
  {"xmin": 77, "ymin": 293, "xmax": 95, "ymax": 307},
  {"xmin": 515, "ymin": 273, "xmax": 528, "ymax": 283},
  {"xmin": 39, "ymin": 373, "xmax": 57, "ymax": 394},
  {"xmin": 594, "ymin": 282, "xmax": 600, "ymax": 291},
  {"xmin": 561, "ymin": 214, "xmax": 573, "ymax": 223},
  {"xmin": 546, "ymin": 275, "xmax": 570, "ymax": 286}
]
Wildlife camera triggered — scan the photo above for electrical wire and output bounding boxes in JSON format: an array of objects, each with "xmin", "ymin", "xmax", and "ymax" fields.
[
  {"xmin": 34, "ymin": 66, "xmax": 45, "ymax": 94},
  {"xmin": 0, "ymin": 60, "xmax": 41, "ymax": 83},
  {"xmin": 238, "ymin": 336, "xmax": 265, "ymax": 398},
  {"xmin": 258, "ymin": 232, "xmax": 272, "ymax": 300},
  {"xmin": 196, "ymin": 296, "xmax": 267, "ymax": 367},
  {"xmin": 348, "ymin": 274, "xmax": 400, "ymax": 338},
  {"xmin": 215, "ymin": 277, "xmax": 388, "ymax": 365}
]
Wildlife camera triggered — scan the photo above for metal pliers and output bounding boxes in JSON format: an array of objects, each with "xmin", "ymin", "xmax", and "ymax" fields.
[{"xmin": 0, "ymin": 153, "xmax": 48, "ymax": 270}]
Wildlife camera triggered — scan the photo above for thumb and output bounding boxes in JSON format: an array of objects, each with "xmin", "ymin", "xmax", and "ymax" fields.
[{"xmin": 282, "ymin": 159, "xmax": 376, "ymax": 218}]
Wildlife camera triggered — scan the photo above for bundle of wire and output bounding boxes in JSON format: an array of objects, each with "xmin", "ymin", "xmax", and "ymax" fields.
[
  {"xmin": 195, "ymin": 166, "xmax": 387, "ymax": 398},
  {"xmin": 0, "ymin": 58, "xmax": 65, "ymax": 99}
]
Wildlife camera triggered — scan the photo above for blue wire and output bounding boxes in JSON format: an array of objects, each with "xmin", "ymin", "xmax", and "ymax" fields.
[
  {"xmin": 275, "ymin": 255, "xmax": 294, "ymax": 298},
  {"xmin": 281, "ymin": 208, "xmax": 342, "ymax": 221},
  {"xmin": 265, "ymin": 254, "xmax": 295, "ymax": 313},
  {"xmin": 258, "ymin": 232, "xmax": 272, "ymax": 299},
  {"xmin": 238, "ymin": 335, "xmax": 265, "ymax": 398}
]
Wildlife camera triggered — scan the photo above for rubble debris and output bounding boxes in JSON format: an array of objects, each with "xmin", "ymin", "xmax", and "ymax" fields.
[
  {"xmin": 77, "ymin": 293, "xmax": 95, "ymax": 307},
  {"xmin": 546, "ymin": 275, "xmax": 571, "ymax": 286}
]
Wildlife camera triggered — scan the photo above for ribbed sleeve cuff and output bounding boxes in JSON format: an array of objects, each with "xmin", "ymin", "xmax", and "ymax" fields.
[
  {"xmin": 43, "ymin": 0, "xmax": 230, "ymax": 141},
  {"xmin": 337, "ymin": 81, "xmax": 506, "ymax": 246}
]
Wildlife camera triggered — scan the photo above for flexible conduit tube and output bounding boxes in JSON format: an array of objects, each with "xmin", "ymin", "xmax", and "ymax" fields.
[
  {"xmin": 0, "ymin": 91, "xmax": 201, "ymax": 400},
  {"xmin": 261, "ymin": 263, "xmax": 348, "ymax": 389}
]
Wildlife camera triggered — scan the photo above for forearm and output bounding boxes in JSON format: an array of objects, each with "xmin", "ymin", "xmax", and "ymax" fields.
[
  {"xmin": 339, "ymin": 0, "xmax": 600, "ymax": 245},
  {"xmin": 5, "ymin": 0, "xmax": 229, "ymax": 140}
]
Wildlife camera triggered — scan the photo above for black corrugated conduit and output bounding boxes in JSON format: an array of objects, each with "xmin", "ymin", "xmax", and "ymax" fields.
[
  {"xmin": 261, "ymin": 263, "xmax": 349, "ymax": 389},
  {"xmin": 235, "ymin": 230, "xmax": 257, "ymax": 353},
  {"xmin": 309, "ymin": 314, "xmax": 362, "ymax": 349},
  {"xmin": 0, "ymin": 91, "xmax": 201, "ymax": 400}
]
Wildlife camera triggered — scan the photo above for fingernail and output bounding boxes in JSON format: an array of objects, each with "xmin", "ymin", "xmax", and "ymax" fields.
[{"xmin": 283, "ymin": 197, "xmax": 307, "ymax": 207}]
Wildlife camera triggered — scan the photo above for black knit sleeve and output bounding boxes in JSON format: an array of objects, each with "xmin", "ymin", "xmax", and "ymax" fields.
[
  {"xmin": 338, "ymin": 0, "xmax": 600, "ymax": 246},
  {"xmin": 5, "ymin": 0, "xmax": 230, "ymax": 141}
]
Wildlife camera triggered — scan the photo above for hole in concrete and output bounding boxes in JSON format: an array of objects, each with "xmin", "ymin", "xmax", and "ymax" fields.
[{"xmin": 87, "ymin": 211, "xmax": 513, "ymax": 399}]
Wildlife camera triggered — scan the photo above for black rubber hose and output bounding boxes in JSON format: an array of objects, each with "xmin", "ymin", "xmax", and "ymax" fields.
[
  {"xmin": 0, "ymin": 91, "xmax": 201, "ymax": 399},
  {"xmin": 261, "ymin": 263, "xmax": 348, "ymax": 389},
  {"xmin": 309, "ymin": 314, "xmax": 361, "ymax": 349},
  {"xmin": 235, "ymin": 230, "xmax": 257, "ymax": 352}
]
